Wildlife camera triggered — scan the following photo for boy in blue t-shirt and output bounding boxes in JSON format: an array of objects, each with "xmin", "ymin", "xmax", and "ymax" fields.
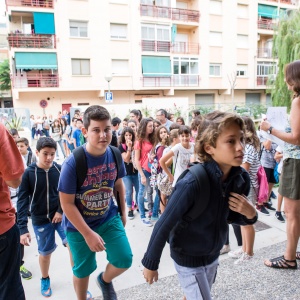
[
  {"xmin": 58, "ymin": 105, "xmax": 132, "ymax": 300},
  {"xmin": 73, "ymin": 118, "xmax": 85, "ymax": 148}
]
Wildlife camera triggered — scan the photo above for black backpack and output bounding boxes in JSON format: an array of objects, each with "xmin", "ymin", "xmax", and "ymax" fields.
[
  {"xmin": 73, "ymin": 145, "xmax": 124, "ymax": 216},
  {"xmin": 172, "ymin": 163, "xmax": 210, "ymax": 231},
  {"xmin": 110, "ymin": 130, "xmax": 118, "ymax": 148}
]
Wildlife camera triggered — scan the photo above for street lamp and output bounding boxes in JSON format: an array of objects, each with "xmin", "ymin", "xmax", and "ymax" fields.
[{"xmin": 104, "ymin": 74, "xmax": 113, "ymax": 93}]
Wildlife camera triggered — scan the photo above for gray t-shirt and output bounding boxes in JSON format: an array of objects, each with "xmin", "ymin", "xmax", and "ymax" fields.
[{"xmin": 259, "ymin": 132, "xmax": 277, "ymax": 169}]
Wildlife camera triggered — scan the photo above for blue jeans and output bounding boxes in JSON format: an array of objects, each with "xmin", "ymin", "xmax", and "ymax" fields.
[
  {"xmin": 153, "ymin": 187, "xmax": 161, "ymax": 218},
  {"xmin": 122, "ymin": 174, "xmax": 139, "ymax": 208},
  {"xmin": 56, "ymin": 139, "xmax": 66, "ymax": 158},
  {"xmin": 138, "ymin": 169, "xmax": 152, "ymax": 219},
  {"xmin": 0, "ymin": 224, "xmax": 25, "ymax": 300}
]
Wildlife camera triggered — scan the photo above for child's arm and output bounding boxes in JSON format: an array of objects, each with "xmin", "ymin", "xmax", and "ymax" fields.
[
  {"xmin": 134, "ymin": 147, "xmax": 146, "ymax": 185},
  {"xmin": 228, "ymin": 192, "xmax": 256, "ymax": 221},
  {"xmin": 17, "ymin": 171, "xmax": 32, "ymax": 246},
  {"xmin": 274, "ymin": 151, "xmax": 283, "ymax": 162},
  {"xmin": 159, "ymin": 150, "xmax": 174, "ymax": 183},
  {"xmin": 60, "ymin": 192, "xmax": 106, "ymax": 252}
]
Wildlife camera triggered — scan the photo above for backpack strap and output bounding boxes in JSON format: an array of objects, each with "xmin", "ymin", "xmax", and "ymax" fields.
[
  {"xmin": 73, "ymin": 145, "xmax": 124, "ymax": 216},
  {"xmin": 27, "ymin": 151, "xmax": 32, "ymax": 166},
  {"xmin": 176, "ymin": 163, "xmax": 210, "ymax": 227}
]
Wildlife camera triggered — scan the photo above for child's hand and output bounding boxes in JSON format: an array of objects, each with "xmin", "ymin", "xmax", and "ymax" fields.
[
  {"xmin": 168, "ymin": 174, "xmax": 174, "ymax": 183},
  {"xmin": 84, "ymin": 230, "xmax": 106, "ymax": 252},
  {"xmin": 228, "ymin": 192, "xmax": 256, "ymax": 219},
  {"xmin": 143, "ymin": 268, "xmax": 158, "ymax": 285},
  {"xmin": 20, "ymin": 233, "xmax": 31, "ymax": 246}
]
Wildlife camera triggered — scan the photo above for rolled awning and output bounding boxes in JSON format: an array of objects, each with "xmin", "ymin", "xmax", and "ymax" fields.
[
  {"xmin": 258, "ymin": 4, "xmax": 278, "ymax": 19},
  {"xmin": 142, "ymin": 56, "xmax": 171, "ymax": 77},
  {"xmin": 15, "ymin": 52, "xmax": 57, "ymax": 69}
]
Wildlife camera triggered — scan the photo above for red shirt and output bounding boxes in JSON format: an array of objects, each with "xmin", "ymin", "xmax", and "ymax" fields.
[
  {"xmin": 0, "ymin": 124, "xmax": 24, "ymax": 234},
  {"xmin": 134, "ymin": 140, "xmax": 153, "ymax": 173}
]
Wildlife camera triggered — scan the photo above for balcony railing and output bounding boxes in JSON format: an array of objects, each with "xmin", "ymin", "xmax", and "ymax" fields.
[
  {"xmin": 141, "ymin": 40, "xmax": 171, "ymax": 52},
  {"xmin": 8, "ymin": 34, "xmax": 56, "ymax": 49},
  {"xmin": 140, "ymin": 4, "xmax": 200, "ymax": 22},
  {"xmin": 257, "ymin": 48, "xmax": 273, "ymax": 58},
  {"xmin": 141, "ymin": 75, "xmax": 200, "ymax": 87},
  {"xmin": 172, "ymin": 42, "xmax": 199, "ymax": 54},
  {"xmin": 257, "ymin": 19, "xmax": 276, "ymax": 30},
  {"xmin": 13, "ymin": 73, "xmax": 59, "ymax": 88},
  {"xmin": 256, "ymin": 76, "xmax": 268, "ymax": 86},
  {"xmin": 6, "ymin": 0, "xmax": 54, "ymax": 8},
  {"xmin": 280, "ymin": 0, "xmax": 298, "ymax": 4}
]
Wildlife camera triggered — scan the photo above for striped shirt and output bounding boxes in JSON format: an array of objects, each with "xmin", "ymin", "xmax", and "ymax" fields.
[{"xmin": 243, "ymin": 144, "xmax": 260, "ymax": 188}]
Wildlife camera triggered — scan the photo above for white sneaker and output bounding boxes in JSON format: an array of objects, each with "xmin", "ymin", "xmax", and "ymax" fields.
[
  {"xmin": 220, "ymin": 245, "xmax": 231, "ymax": 255},
  {"xmin": 228, "ymin": 247, "xmax": 243, "ymax": 259},
  {"xmin": 141, "ymin": 218, "xmax": 153, "ymax": 227},
  {"xmin": 234, "ymin": 252, "xmax": 254, "ymax": 265}
]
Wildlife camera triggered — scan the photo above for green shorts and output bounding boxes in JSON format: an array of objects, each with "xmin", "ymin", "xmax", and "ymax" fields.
[{"xmin": 66, "ymin": 216, "xmax": 133, "ymax": 278}]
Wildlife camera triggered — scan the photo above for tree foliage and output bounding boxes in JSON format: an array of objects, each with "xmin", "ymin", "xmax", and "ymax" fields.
[
  {"xmin": 271, "ymin": 10, "xmax": 300, "ymax": 110},
  {"xmin": 0, "ymin": 59, "xmax": 11, "ymax": 91}
]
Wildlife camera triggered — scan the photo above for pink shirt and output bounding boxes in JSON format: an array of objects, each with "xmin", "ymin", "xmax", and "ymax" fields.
[{"xmin": 134, "ymin": 140, "xmax": 153, "ymax": 173}]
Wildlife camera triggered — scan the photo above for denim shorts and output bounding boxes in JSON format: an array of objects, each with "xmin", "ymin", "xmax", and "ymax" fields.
[
  {"xmin": 33, "ymin": 222, "xmax": 67, "ymax": 256},
  {"xmin": 66, "ymin": 215, "xmax": 133, "ymax": 278}
]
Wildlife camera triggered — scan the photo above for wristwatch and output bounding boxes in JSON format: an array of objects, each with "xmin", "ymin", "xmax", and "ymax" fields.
[{"xmin": 267, "ymin": 126, "xmax": 273, "ymax": 134}]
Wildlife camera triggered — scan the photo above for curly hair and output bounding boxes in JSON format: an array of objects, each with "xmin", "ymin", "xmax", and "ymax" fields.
[
  {"xmin": 242, "ymin": 116, "xmax": 260, "ymax": 150},
  {"xmin": 120, "ymin": 127, "xmax": 135, "ymax": 145},
  {"xmin": 190, "ymin": 116, "xmax": 203, "ymax": 131},
  {"xmin": 137, "ymin": 118, "xmax": 155, "ymax": 145},
  {"xmin": 195, "ymin": 111, "xmax": 245, "ymax": 162}
]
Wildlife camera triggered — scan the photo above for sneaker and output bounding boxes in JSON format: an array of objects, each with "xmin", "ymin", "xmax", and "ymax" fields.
[
  {"xmin": 20, "ymin": 265, "xmax": 32, "ymax": 280},
  {"xmin": 228, "ymin": 247, "xmax": 244, "ymax": 259},
  {"xmin": 41, "ymin": 277, "xmax": 52, "ymax": 297},
  {"xmin": 220, "ymin": 244, "xmax": 231, "ymax": 255},
  {"xmin": 264, "ymin": 202, "xmax": 276, "ymax": 211},
  {"xmin": 96, "ymin": 272, "xmax": 117, "ymax": 300},
  {"xmin": 234, "ymin": 252, "xmax": 254, "ymax": 265},
  {"xmin": 275, "ymin": 211, "xmax": 285, "ymax": 223},
  {"xmin": 270, "ymin": 191, "xmax": 277, "ymax": 199},
  {"xmin": 128, "ymin": 210, "xmax": 134, "ymax": 220},
  {"xmin": 141, "ymin": 218, "xmax": 153, "ymax": 227},
  {"xmin": 151, "ymin": 215, "xmax": 159, "ymax": 222},
  {"xmin": 256, "ymin": 204, "xmax": 270, "ymax": 216}
]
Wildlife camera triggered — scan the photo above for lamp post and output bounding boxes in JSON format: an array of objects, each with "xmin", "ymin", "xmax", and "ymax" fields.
[{"xmin": 104, "ymin": 74, "xmax": 113, "ymax": 93}]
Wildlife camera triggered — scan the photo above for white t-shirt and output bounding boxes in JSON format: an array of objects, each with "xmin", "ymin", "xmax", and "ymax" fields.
[{"xmin": 171, "ymin": 143, "xmax": 194, "ymax": 187}]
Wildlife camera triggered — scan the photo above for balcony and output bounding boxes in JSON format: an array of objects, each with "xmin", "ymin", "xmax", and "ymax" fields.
[
  {"xmin": 8, "ymin": 34, "xmax": 56, "ymax": 49},
  {"xmin": 258, "ymin": 19, "xmax": 276, "ymax": 30},
  {"xmin": 5, "ymin": 0, "xmax": 54, "ymax": 8},
  {"xmin": 141, "ymin": 75, "xmax": 200, "ymax": 87},
  {"xmin": 141, "ymin": 40, "xmax": 171, "ymax": 52},
  {"xmin": 256, "ymin": 76, "xmax": 268, "ymax": 86},
  {"xmin": 140, "ymin": 4, "xmax": 200, "ymax": 22},
  {"xmin": 280, "ymin": 0, "xmax": 298, "ymax": 4},
  {"xmin": 257, "ymin": 47, "xmax": 273, "ymax": 58},
  {"xmin": 13, "ymin": 72, "xmax": 59, "ymax": 88},
  {"xmin": 172, "ymin": 42, "xmax": 199, "ymax": 55}
]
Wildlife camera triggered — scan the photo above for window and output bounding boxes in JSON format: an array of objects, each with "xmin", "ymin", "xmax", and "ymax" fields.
[
  {"xmin": 209, "ymin": 64, "xmax": 221, "ymax": 76},
  {"xmin": 141, "ymin": 24, "xmax": 170, "ymax": 41},
  {"xmin": 209, "ymin": 0, "xmax": 222, "ymax": 15},
  {"xmin": 173, "ymin": 57, "xmax": 199, "ymax": 75},
  {"xmin": 236, "ymin": 64, "xmax": 248, "ymax": 77},
  {"xmin": 257, "ymin": 62, "xmax": 277, "ymax": 76},
  {"xmin": 112, "ymin": 59, "xmax": 129, "ymax": 75},
  {"xmin": 237, "ymin": 34, "xmax": 248, "ymax": 48},
  {"xmin": 71, "ymin": 59, "xmax": 90, "ymax": 75},
  {"xmin": 246, "ymin": 93, "xmax": 260, "ymax": 105},
  {"xmin": 69, "ymin": 21, "xmax": 88, "ymax": 37},
  {"xmin": 110, "ymin": 23, "xmax": 127, "ymax": 39},
  {"xmin": 195, "ymin": 94, "xmax": 215, "ymax": 106},
  {"xmin": 237, "ymin": 4, "xmax": 248, "ymax": 18},
  {"xmin": 209, "ymin": 31, "xmax": 222, "ymax": 47}
]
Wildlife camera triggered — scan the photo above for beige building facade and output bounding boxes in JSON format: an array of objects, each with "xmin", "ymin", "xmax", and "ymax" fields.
[{"xmin": 4, "ymin": 0, "xmax": 299, "ymax": 117}]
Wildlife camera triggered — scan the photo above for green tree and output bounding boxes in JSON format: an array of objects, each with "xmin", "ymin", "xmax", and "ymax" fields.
[
  {"xmin": 271, "ymin": 10, "xmax": 300, "ymax": 110},
  {"xmin": 0, "ymin": 59, "xmax": 11, "ymax": 91}
]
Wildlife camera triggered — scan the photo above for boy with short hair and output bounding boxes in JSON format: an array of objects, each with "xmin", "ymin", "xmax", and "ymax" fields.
[
  {"xmin": 17, "ymin": 137, "xmax": 67, "ymax": 297},
  {"xmin": 73, "ymin": 118, "xmax": 85, "ymax": 148},
  {"xmin": 16, "ymin": 137, "xmax": 37, "ymax": 166},
  {"xmin": 58, "ymin": 105, "xmax": 132, "ymax": 300}
]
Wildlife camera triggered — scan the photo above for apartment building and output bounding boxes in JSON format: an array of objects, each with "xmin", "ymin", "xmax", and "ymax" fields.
[{"xmin": 4, "ymin": 0, "xmax": 299, "ymax": 116}]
